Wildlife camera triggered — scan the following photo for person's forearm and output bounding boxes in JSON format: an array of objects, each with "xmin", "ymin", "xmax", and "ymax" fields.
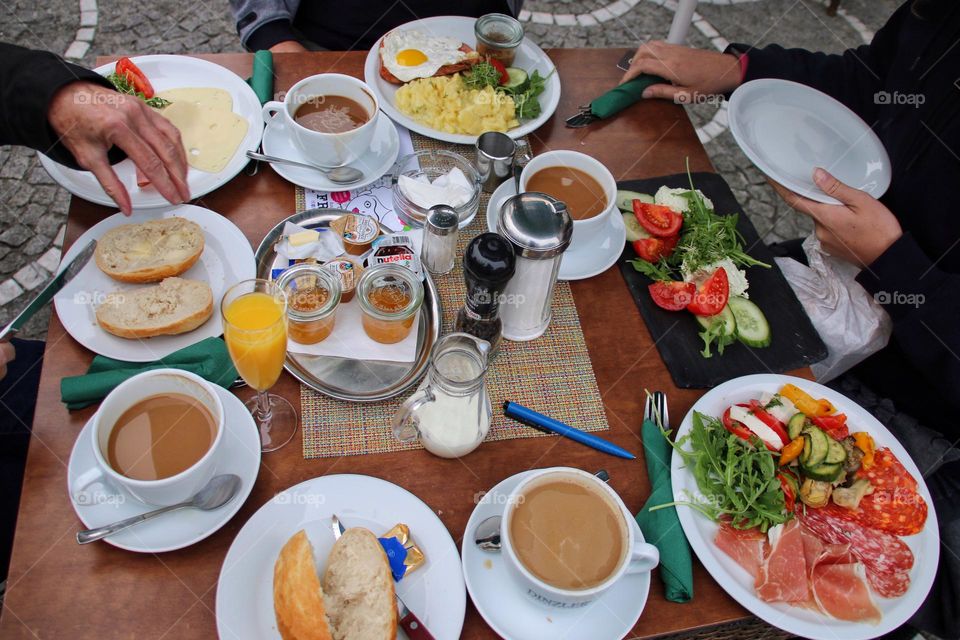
[
  {"xmin": 0, "ymin": 43, "xmax": 114, "ymax": 167},
  {"xmin": 231, "ymin": 0, "xmax": 300, "ymax": 50}
]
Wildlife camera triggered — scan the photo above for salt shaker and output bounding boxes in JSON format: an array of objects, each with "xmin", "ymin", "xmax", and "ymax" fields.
[
  {"xmin": 421, "ymin": 205, "xmax": 459, "ymax": 275},
  {"xmin": 497, "ymin": 193, "xmax": 573, "ymax": 341}
]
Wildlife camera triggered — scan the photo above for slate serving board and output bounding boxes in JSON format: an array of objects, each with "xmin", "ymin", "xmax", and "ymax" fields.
[{"xmin": 617, "ymin": 172, "xmax": 827, "ymax": 388}]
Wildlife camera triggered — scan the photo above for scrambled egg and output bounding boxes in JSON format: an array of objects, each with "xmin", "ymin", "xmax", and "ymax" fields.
[{"xmin": 395, "ymin": 74, "xmax": 518, "ymax": 135}]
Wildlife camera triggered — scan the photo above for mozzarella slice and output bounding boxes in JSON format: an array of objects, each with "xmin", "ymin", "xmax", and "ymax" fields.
[
  {"xmin": 758, "ymin": 393, "xmax": 799, "ymax": 425},
  {"xmin": 729, "ymin": 404, "xmax": 785, "ymax": 450}
]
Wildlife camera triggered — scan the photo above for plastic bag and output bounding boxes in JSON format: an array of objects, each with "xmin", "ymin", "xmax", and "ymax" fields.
[{"xmin": 775, "ymin": 234, "xmax": 891, "ymax": 382}]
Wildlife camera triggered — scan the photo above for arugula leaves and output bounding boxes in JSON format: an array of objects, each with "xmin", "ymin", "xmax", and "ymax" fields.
[
  {"xmin": 653, "ymin": 410, "xmax": 790, "ymax": 532},
  {"xmin": 106, "ymin": 72, "xmax": 171, "ymax": 109}
]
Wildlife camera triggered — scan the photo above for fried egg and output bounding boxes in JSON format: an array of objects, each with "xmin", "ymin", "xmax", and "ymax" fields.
[{"xmin": 380, "ymin": 30, "xmax": 467, "ymax": 83}]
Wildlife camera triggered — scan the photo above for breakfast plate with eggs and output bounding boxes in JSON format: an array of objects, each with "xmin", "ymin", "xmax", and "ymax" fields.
[
  {"xmin": 38, "ymin": 55, "xmax": 263, "ymax": 210},
  {"xmin": 363, "ymin": 16, "xmax": 561, "ymax": 145}
]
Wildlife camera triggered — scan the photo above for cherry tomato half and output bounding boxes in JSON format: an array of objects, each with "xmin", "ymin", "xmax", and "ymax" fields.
[
  {"xmin": 116, "ymin": 57, "xmax": 155, "ymax": 98},
  {"xmin": 686, "ymin": 267, "xmax": 729, "ymax": 316},
  {"xmin": 648, "ymin": 280, "xmax": 695, "ymax": 311},
  {"xmin": 633, "ymin": 201, "xmax": 683, "ymax": 237},
  {"xmin": 632, "ymin": 234, "xmax": 678, "ymax": 263}
]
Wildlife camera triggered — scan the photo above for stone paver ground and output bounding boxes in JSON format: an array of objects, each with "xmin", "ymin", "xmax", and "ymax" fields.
[{"xmin": 0, "ymin": 0, "xmax": 901, "ymax": 339}]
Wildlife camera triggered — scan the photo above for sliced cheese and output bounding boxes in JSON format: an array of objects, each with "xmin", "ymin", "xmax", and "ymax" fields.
[
  {"xmin": 155, "ymin": 87, "xmax": 234, "ymax": 113},
  {"xmin": 729, "ymin": 404, "xmax": 784, "ymax": 450},
  {"xmin": 160, "ymin": 100, "xmax": 249, "ymax": 174}
]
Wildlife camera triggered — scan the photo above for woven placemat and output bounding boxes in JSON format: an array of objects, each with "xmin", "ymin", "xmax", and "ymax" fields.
[{"xmin": 296, "ymin": 132, "xmax": 610, "ymax": 459}]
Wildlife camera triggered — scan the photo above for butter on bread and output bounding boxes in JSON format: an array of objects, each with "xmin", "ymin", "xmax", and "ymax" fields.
[
  {"xmin": 274, "ymin": 528, "xmax": 397, "ymax": 640},
  {"xmin": 95, "ymin": 277, "xmax": 213, "ymax": 339},
  {"xmin": 95, "ymin": 217, "xmax": 204, "ymax": 283}
]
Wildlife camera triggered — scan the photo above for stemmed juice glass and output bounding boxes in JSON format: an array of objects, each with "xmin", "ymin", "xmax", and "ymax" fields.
[{"xmin": 221, "ymin": 278, "xmax": 297, "ymax": 452}]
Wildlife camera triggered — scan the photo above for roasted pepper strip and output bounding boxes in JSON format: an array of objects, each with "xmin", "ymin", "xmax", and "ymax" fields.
[
  {"xmin": 780, "ymin": 383, "xmax": 837, "ymax": 416},
  {"xmin": 779, "ymin": 436, "xmax": 805, "ymax": 466},
  {"xmin": 853, "ymin": 432, "xmax": 876, "ymax": 469}
]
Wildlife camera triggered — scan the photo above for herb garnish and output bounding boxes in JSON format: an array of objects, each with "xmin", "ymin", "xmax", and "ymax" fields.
[{"xmin": 106, "ymin": 72, "xmax": 171, "ymax": 109}]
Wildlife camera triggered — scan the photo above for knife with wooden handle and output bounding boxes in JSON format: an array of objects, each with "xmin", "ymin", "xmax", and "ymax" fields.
[{"xmin": 331, "ymin": 514, "xmax": 436, "ymax": 640}]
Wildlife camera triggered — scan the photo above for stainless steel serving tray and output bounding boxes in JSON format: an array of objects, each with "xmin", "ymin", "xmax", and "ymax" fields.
[{"xmin": 255, "ymin": 208, "xmax": 441, "ymax": 402}]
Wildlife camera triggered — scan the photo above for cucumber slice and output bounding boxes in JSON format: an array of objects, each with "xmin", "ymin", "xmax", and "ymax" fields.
[
  {"xmin": 728, "ymin": 296, "xmax": 772, "ymax": 348},
  {"xmin": 504, "ymin": 67, "xmax": 527, "ymax": 90},
  {"xmin": 787, "ymin": 412, "xmax": 808, "ymax": 440},
  {"xmin": 824, "ymin": 438, "xmax": 848, "ymax": 465},
  {"xmin": 804, "ymin": 461, "xmax": 843, "ymax": 482},
  {"xmin": 622, "ymin": 213, "xmax": 650, "ymax": 243},
  {"xmin": 616, "ymin": 190, "xmax": 654, "ymax": 212},
  {"xmin": 800, "ymin": 426, "xmax": 829, "ymax": 468},
  {"xmin": 695, "ymin": 305, "xmax": 736, "ymax": 338}
]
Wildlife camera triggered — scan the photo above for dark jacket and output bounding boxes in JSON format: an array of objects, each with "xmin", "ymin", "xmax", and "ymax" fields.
[
  {"xmin": 0, "ymin": 43, "xmax": 115, "ymax": 168},
  {"xmin": 733, "ymin": 0, "xmax": 960, "ymax": 435}
]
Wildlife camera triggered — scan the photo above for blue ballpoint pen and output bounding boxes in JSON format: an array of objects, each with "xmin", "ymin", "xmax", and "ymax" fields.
[{"xmin": 503, "ymin": 401, "xmax": 636, "ymax": 460}]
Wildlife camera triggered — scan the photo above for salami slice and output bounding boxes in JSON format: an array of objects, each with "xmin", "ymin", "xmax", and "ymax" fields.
[
  {"xmin": 856, "ymin": 448, "xmax": 919, "ymax": 492},
  {"xmin": 841, "ymin": 448, "xmax": 929, "ymax": 535},
  {"xmin": 799, "ymin": 507, "xmax": 914, "ymax": 598}
]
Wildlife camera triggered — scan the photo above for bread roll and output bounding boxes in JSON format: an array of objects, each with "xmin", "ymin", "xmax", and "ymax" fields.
[
  {"xmin": 95, "ymin": 217, "xmax": 204, "ymax": 283},
  {"xmin": 95, "ymin": 277, "xmax": 213, "ymax": 339},
  {"xmin": 273, "ymin": 528, "xmax": 397, "ymax": 640}
]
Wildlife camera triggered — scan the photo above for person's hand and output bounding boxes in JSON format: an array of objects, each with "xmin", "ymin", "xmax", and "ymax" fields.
[
  {"xmin": 0, "ymin": 342, "xmax": 15, "ymax": 381},
  {"xmin": 771, "ymin": 167, "xmax": 902, "ymax": 268},
  {"xmin": 620, "ymin": 41, "xmax": 741, "ymax": 103},
  {"xmin": 270, "ymin": 40, "xmax": 308, "ymax": 53},
  {"xmin": 47, "ymin": 80, "xmax": 189, "ymax": 215}
]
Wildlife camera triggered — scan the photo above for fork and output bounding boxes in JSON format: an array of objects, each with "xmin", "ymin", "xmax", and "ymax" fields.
[{"xmin": 644, "ymin": 390, "xmax": 669, "ymax": 431}]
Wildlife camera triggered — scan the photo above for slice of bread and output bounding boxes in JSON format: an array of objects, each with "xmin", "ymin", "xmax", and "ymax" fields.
[
  {"xmin": 95, "ymin": 217, "xmax": 205, "ymax": 283},
  {"xmin": 322, "ymin": 528, "xmax": 397, "ymax": 640},
  {"xmin": 274, "ymin": 531, "xmax": 334, "ymax": 640},
  {"xmin": 95, "ymin": 277, "xmax": 213, "ymax": 339},
  {"xmin": 273, "ymin": 528, "xmax": 397, "ymax": 640}
]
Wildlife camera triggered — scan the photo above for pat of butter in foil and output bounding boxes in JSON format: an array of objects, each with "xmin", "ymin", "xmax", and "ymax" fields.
[{"xmin": 382, "ymin": 523, "xmax": 425, "ymax": 575}]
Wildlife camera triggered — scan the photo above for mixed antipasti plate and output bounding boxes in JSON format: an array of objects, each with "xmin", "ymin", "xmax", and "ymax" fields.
[{"xmin": 671, "ymin": 374, "xmax": 938, "ymax": 640}]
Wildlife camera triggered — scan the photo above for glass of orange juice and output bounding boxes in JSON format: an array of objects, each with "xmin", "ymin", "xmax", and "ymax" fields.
[{"xmin": 221, "ymin": 278, "xmax": 297, "ymax": 452}]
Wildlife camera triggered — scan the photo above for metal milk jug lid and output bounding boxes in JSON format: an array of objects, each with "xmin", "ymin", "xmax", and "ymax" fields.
[{"xmin": 496, "ymin": 192, "xmax": 573, "ymax": 259}]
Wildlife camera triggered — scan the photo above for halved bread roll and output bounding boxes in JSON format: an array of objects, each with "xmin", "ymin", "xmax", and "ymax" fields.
[
  {"xmin": 95, "ymin": 277, "xmax": 213, "ymax": 339},
  {"xmin": 274, "ymin": 528, "xmax": 397, "ymax": 640},
  {"xmin": 95, "ymin": 217, "xmax": 204, "ymax": 283}
]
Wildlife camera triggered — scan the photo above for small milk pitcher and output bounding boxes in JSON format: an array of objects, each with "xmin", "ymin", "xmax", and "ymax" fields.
[{"xmin": 392, "ymin": 333, "xmax": 492, "ymax": 458}]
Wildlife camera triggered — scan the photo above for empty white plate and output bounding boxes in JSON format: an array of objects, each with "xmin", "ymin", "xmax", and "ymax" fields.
[{"xmin": 729, "ymin": 79, "xmax": 890, "ymax": 205}]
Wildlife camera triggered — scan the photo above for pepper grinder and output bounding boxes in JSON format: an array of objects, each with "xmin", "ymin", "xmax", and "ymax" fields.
[
  {"xmin": 497, "ymin": 193, "xmax": 573, "ymax": 341},
  {"xmin": 454, "ymin": 232, "xmax": 516, "ymax": 353}
]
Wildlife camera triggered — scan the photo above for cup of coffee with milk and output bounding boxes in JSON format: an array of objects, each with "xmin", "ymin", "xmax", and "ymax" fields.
[
  {"xmin": 519, "ymin": 150, "xmax": 617, "ymax": 254},
  {"xmin": 71, "ymin": 369, "xmax": 225, "ymax": 507},
  {"xmin": 501, "ymin": 467, "xmax": 659, "ymax": 608},
  {"xmin": 262, "ymin": 73, "xmax": 379, "ymax": 167}
]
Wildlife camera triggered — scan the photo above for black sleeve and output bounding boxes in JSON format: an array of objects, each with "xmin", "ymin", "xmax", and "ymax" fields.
[
  {"xmin": 856, "ymin": 233, "xmax": 960, "ymax": 421},
  {"xmin": 0, "ymin": 43, "xmax": 117, "ymax": 168},
  {"xmin": 727, "ymin": 2, "xmax": 907, "ymax": 119}
]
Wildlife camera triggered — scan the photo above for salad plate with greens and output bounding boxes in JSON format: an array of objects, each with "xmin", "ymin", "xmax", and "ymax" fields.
[{"xmin": 616, "ymin": 170, "xmax": 826, "ymax": 388}]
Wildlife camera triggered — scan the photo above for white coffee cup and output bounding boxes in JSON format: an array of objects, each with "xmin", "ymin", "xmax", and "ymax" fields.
[
  {"xmin": 501, "ymin": 467, "xmax": 659, "ymax": 608},
  {"xmin": 71, "ymin": 369, "xmax": 225, "ymax": 507},
  {"xmin": 519, "ymin": 150, "xmax": 617, "ymax": 253},
  {"xmin": 262, "ymin": 73, "xmax": 380, "ymax": 168}
]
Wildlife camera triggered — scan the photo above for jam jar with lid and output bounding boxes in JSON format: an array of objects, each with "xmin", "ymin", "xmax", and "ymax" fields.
[
  {"xmin": 475, "ymin": 13, "xmax": 524, "ymax": 67},
  {"xmin": 277, "ymin": 263, "xmax": 342, "ymax": 345},
  {"xmin": 357, "ymin": 264, "xmax": 424, "ymax": 344}
]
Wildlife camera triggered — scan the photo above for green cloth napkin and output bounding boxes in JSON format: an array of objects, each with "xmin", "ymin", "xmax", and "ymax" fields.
[
  {"xmin": 589, "ymin": 73, "xmax": 666, "ymax": 119},
  {"xmin": 247, "ymin": 50, "xmax": 274, "ymax": 105},
  {"xmin": 635, "ymin": 418, "xmax": 694, "ymax": 603},
  {"xmin": 60, "ymin": 337, "xmax": 238, "ymax": 410}
]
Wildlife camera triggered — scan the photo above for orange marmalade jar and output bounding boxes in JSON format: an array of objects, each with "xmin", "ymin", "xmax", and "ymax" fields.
[
  {"xmin": 357, "ymin": 264, "xmax": 424, "ymax": 344},
  {"xmin": 277, "ymin": 264, "xmax": 342, "ymax": 345}
]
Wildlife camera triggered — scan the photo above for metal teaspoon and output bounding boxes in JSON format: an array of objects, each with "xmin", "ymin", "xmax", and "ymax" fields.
[{"xmin": 246, "ymin": 151, "xmax": 364, "ymax": 184}]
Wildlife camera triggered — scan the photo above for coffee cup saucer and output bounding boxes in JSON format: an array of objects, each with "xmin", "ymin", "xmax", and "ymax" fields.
[
  {"xmin": 261, "ymin": 115, "xmax": 400, "ymax": 192},
  {"xmin": 461, "ymin": 471, "xmax": 650, "ymax": 640},
  {"xmin": 66, "ymin": 385, "xmax": 261, "ymax": 553},
  {"xmin": 485, "ymin": 180, "xmax": 627, "ymax": 281}
]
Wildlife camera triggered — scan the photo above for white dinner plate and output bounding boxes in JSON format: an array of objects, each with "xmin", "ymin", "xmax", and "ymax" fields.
[
  {"xmin": 53, "ymin": 204, "xmax": 256, "ymax": 361},
  {"xmin": 216, "ymin": 474, "xmax": 466, "ymax": 640},
  {"xmin": 39, "ymin": 55, "xmax": 264, "ymax": 210},
  {"xmin": 671, "ymin": 374, "xmax": 939, "ymax": 640},
  {"xmin": 363, "ymin": 16, "xmax": 561, "ymax": 145},
  {"xmin": 485, "ymin": 180, "xmax": 626, "ymax": 280},
  {"xmin": 461, "ymin": 470, "xmax": 650, "ymax": 640},
  {"xmin": 728, "ymin": 79, "xmax": 890, "ymax": 205},
  {"xmin": 261, "ymin": 114, "xmax": 400, "ymax": 192},
  {"xmin": 67, "ymin": 385, "xmax": 261, "ymax": 553}
]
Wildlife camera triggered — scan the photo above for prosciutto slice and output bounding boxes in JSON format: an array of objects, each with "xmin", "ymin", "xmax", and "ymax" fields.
[
  {"xmin": 755, "ymin": 519, "xmax": 809, "ymax": 602},
  {"xmin": 714, "ymin": 522, "xmax": 768, "ymax": 579},
  {"xmin": 811, "ymin": 563, "xmax": 882, "ymax": 624}
]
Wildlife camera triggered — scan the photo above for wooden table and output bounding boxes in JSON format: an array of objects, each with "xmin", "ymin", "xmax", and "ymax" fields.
[{"xmin": 0, "ymin": 50, "xmax": 798, "ymax": 639}]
